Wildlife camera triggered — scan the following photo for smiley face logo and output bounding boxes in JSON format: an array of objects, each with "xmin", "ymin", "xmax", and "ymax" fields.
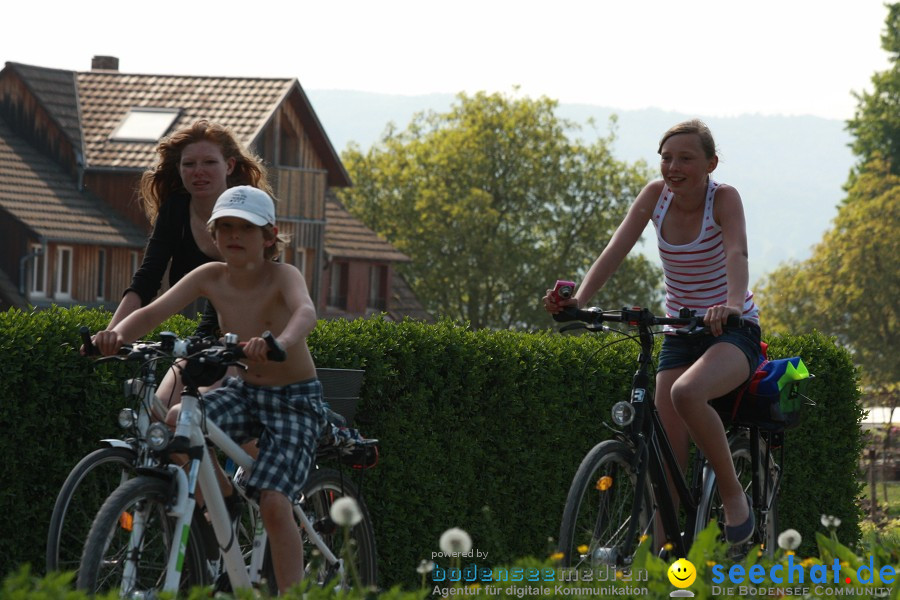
[{"xmin": 667, "ymin": 558, "xmax": 696, "ymax": 588}]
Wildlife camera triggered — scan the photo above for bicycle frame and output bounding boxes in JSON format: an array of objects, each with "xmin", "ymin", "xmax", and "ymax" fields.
[
  {"xmin": 148, "ymin": 391, "xmax": 343, "ymax": 593},
  {"xmin": 617, "ymin": 325, "xmax": 707, "ymax": 559}
]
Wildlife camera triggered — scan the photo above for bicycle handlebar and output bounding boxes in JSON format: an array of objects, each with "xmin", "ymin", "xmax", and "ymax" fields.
[
  {"xmin": 552, "ymin": 305, "xmax": 744, "ymax": 335},
  {"xmin": 79, "ymin": 327, "xmax": 286, "ymax": 363}
]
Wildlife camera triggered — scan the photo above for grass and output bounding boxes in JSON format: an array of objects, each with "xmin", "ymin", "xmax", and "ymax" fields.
[{"xmin": 858, "ymin": 478, "xmax": 900, "ymax": 518}]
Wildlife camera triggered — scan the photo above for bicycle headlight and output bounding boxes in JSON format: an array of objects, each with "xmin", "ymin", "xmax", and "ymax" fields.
[
  {"xmin": 146, "ymin": 422, "xmax": 171, "ymax": 451},
  {"xmin": 611, "ymin": 401, "xmax": 635, "ymax": 426},
  {"xmin": 117, "ymin": 408, "xmax": 137, "ymax": 429}
]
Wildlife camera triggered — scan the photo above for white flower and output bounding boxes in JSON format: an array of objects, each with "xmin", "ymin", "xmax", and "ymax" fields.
[
  {"xmin": 329, "ymin": 496, "xmax": 362, "ymax": 526},
  {"xmin": 439, "ymin": 527, "xmax": 472, "ymax": 555},
  {"xmin": 821, "ymin": 514, "xmax": 842, "ymax": 529},
  {"xmin": 417, "ymin": 560, "xmax": 435, "ymax": 574},
  {"xmin": 777, "ymin": 528, "xmax": 802, "ymax": 550}
]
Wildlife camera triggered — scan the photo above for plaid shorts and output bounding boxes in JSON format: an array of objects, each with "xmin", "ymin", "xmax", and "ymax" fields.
[{"xmin": 203, "ymin": 376, "xmax": 327, "ymax": 503}]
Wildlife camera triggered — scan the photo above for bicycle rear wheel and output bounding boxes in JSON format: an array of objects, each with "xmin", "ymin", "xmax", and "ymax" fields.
[
  {"xmin": 46, "ymin": 445, "xmax": 136, "ymax": 575},
  {"xmin": 694, "ymin": 430, "xmax": 779, "ymax": 552},
  {"xmin": 262, "ymin": 467, "xmax": 377, "ymax": 589},
  {"xmin": 558, "ymin": 440, "xmax": 655, "ymax": 569},
  {"xmin": 76, "ymin": 475, "xmax": 209, "ymax": 595}
]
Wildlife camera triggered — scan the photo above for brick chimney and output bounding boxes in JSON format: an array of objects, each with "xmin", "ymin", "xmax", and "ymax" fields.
[{"xmin": 91, "ymin": 56, "xmax": 119, "ymax": 71}]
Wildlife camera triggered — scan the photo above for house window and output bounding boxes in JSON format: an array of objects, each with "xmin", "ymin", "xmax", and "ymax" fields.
[
  {"xmin": 110, "ymin": 108, "xmax": 180, "ymax": 141},
  {"xmin": 96, "ymin": 249, "xmax": 107, "ymax": 301},
  {"xmin": 296, "ymin": 248, "xmax": 307, "ymax": 277},
  {"xmin": 56, "ymin": 246, "xmax": 73, "ymax": 299},
  {"xmin": 328, "ymin": 262, "xmax": 348, "ymax": 309},
  {"xmin": 30, "ymin": 244, "xmax": 46, "ymax": 297},
  {"xmin": 368, "ymin": 265, "xmax": 388, "ymax": 311}
]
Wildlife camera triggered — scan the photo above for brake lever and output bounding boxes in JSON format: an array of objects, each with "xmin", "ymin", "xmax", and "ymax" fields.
[
  {"xmin": 559, "ymin": 322, "xmax": 587, "ymax": 333},
  {"xmin": 673, "ymin": 316, "xmax": 702, "ymax": 336}
]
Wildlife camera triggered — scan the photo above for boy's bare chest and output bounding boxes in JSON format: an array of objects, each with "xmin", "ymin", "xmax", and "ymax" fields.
[{"xmin": 214, "ymin": 286, "xmax": 288, "ymax": 339}]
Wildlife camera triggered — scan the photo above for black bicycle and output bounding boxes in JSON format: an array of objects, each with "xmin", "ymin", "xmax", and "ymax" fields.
[{"xmin": 555, "ymin": 306, "xmax": 802, "ymax": 569}]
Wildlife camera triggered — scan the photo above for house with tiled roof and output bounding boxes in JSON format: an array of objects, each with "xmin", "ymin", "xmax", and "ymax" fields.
[
  {"xmin": 323, "ymin": 195, "xmax": 431, "ymax": 321},
  {"xmin": 0, "ymin": 56, "xmax": 428, "ymax": 320}
]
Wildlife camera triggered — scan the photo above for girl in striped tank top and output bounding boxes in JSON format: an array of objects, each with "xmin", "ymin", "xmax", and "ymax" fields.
[{"xmin": 543, "ymin": 120, "xmax": 763, "ymax": 545}]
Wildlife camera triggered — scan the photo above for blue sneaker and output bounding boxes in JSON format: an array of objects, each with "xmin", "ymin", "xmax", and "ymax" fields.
[{"xmin": 725, "ymin": 493, "xmax": 755, "ymax": 545}]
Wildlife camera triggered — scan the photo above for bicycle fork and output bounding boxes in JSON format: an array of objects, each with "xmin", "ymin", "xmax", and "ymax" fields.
[{"xmin": 161, "ymin": 394, "xmax": 252, "ymax": 592}]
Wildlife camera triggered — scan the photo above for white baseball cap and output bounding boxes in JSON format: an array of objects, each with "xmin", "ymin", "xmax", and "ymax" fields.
[{"xmin": 208, "ymin": 186, "xmax": 276, "ymax": 226}]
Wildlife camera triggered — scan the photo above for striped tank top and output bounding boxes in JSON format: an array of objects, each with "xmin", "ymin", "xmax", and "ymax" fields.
[{"xmin": 651, "ymin": 178, "xmax": 759, "ymax": 324}]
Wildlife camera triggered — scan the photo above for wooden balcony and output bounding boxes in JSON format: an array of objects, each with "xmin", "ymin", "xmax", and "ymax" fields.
[{"xmin": 271, "ymin": 166, "xmax": 328, "ymax": 221}]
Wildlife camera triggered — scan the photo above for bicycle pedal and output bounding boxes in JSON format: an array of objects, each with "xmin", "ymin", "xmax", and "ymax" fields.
[
  {"xmin": 727, "ymin": 544, "xmax": 749, "ymax": 562},
  {"xmin": 224, "ymin": 492, "xmax": 244, "ymax": 523},
  {"xmin": 194, "ymin": 506, "xmax": 220, "ymax": 560},
  {"xmin": 213, "ymin": 570, "xmax": 233, "ymax": 594}
]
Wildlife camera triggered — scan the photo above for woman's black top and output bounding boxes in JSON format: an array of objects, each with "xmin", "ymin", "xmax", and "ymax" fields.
[{"xmin": 126, "ymin": 192, "xmax": 219, "ymax": 336}]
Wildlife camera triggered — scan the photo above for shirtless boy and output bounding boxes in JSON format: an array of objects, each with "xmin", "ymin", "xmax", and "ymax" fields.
[{"xmin": 93, "ymin": 185, "xmax": 325, "ymax": 593}]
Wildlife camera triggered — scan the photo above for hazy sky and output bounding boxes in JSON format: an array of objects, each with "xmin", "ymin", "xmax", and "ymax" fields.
[{"xmin": 4, "ymin": 0, "xmax": 891, "ymax": 120}]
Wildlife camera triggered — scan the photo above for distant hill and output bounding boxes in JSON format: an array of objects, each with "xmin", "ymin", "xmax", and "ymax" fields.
[{"xmin": 306, "ymin": 90, "xmax": 854, "ymax": 287}]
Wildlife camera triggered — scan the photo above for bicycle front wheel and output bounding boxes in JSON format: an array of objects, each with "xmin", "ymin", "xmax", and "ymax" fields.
[
  {"xmin": 265, "ymin": 467, "xmax": 377, "ymax": 589},
  {"xmin": 76, "ymin": 475, "xmax": 209, "ymax": 595},
  {"xmin": 558, "ymin": 440, "xmax": 655, "ymax": 569},
  {"xmin": 46, "ymin": 445, "xmax": 136, "ymax": 575},
  {"xmin": 695, "ymin": 430, "xmax": 779, "ymax": 552}
]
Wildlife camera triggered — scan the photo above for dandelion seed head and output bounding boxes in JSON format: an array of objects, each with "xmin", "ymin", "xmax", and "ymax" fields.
[
  {"xmin": 821, "ymin": 514, "xmax": 842, "ymax": 529},
  {"xmin": 417, "ymin": 560, "xmax": 435, "ymax": 574},
  {"xmin": 439, "ymin": 527, "xmax": 472, "ymax": 555},
  {"xmin": 777, "ymin": 528, "xmax": 802, "ymax": 550},
  {"xmin": 329, "ymin": 496, "xmax": 363, "ymax": 526}
]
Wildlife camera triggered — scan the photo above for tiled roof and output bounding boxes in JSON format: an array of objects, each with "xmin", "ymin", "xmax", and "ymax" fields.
[
  {"xmin": 7, "ymin": 62, "xmax": 83, "ymax": 154},
  {"xmin": 388, "ymin": 273, "xmax": 434, "ymax": 322},
  {"xmin": 76, "ymin": 72, "xmax": 293, "ymax": 169},
  {"xmin": 324, "ymin": 197, "xmax": 410, "ymax": 262},
  {"xmin": 0, "ymin": 118, "xmax": 146, "ymax": 246}
]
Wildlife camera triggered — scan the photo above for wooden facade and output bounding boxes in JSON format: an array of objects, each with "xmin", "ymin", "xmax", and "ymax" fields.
[{"xmin": 0, "ymin": 59, "xmax": 426, "ymax": 321}]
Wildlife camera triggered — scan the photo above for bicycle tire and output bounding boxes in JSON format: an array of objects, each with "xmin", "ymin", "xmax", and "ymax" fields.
[
  {"xmin": 76, "ymin": 475, "xmax": 209, "ymax": 595},
  {"xmin": 694, "ymin": 431, "xmax": 779, "ymax": 552},
  {"xmin": 46, "ymin": 445, "xmax": 136, "ymax": 575},
  {"xmin": 558, "ymin": 440, "xmax": 655, "ymax": 569},
  {"xmin": 262, "ymin": 467, "xmax": 378, "ymax": 590}
]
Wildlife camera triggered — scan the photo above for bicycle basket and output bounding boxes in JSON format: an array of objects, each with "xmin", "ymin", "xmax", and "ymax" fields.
[
  {"xmin": 733, "ymin": 357, "xmax": 812, "ymax": 429},
  {"xmin": 316, "ymin": 368, "xmax": 365, "ymax": 425}
]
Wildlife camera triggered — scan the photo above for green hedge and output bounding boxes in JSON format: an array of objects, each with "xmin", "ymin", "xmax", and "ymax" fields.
[{"xmin": 0, "ymin": 307, "xmax": 861, "ymax": 587}]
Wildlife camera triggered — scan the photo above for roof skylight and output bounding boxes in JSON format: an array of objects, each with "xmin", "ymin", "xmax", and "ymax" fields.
[{"xmin": 110, "ymin": 108, "xmax": 180, "ymax": 141}]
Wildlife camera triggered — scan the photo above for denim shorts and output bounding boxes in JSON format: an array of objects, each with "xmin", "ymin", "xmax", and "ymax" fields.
[{"xmin": 657, "ymin": 322, "xmax": 763, "ymax": 381}]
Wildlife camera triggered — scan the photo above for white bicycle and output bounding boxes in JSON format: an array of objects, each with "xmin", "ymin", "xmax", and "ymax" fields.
[{"xmin": 72, "ymin": 331, "xmax": 378, "ymax": 596}]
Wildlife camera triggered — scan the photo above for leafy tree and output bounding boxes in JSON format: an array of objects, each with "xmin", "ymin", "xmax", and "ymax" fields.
[
  {"xmin": 339, "ymin": 91, "xmax": 661, "ymax": 329},
  {"xmin": 757, "ymin": 158, "xmax": 899, "ymax": 390},
  {"xmin": 758, "ymin": 3, "xmax": 900, "ymax": 397},
  {"xmin": 847, "ymin": 2, "xmax": 900, "ymax": 176}
]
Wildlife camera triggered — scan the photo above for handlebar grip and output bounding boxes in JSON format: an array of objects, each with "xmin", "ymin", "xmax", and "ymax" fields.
[
  {"xmin": 551, "ymin": 306, "xmax": 579, "ymax": 323},
  {"xmin": 725, "ymin": 314, "xmax": 745, "ymax": 328},
  {"xmin": 79, "ymin": 326, "xmax": 99, "ymax": 356},
  {"xmin": 552, "ymin": 305, "xmax": 603, "ymax": 325},
  {"xmin": 261, "ymin": 331, "xmax": 287, "ymax": 362},
  {"xmin": 674, "ymin": 313, "xmax": 746, "ymax": 335}
]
